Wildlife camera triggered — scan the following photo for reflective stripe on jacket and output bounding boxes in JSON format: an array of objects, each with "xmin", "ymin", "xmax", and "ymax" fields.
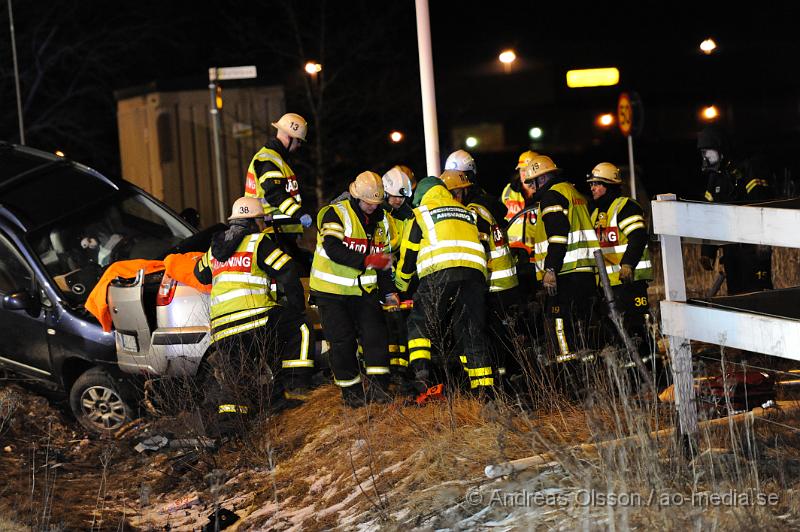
[
  {"xmin": 591, "ymin": 196, "xmax": 652, "ymax": 285},
  {"xmin": 310, "ymin": 200, "xmax": 390, "ymax": 296},
  {"xmin": 501, "ymin": 182, "xmax": 525, "ymax": 221},
  {"xmin": 205, "ymin": 233, "xmax": 278, "ymax": 342},
  {"xmin": 244, "ymin": 146, "xmax": 302, "ymax": 233},
  {"xmin": 506, "ymin": 210, "xmax": 537, "ymax": 262},
  {"xmin": 468, "ymin": 202, "xmax": 518, "ymax": 292},
  {"xmin": 414, "ymin": 199, "xmax": 487, "ymax": 278},
  {"xmin": 533, "ymin": 182, "xmax": 599, "ymax": 280}
]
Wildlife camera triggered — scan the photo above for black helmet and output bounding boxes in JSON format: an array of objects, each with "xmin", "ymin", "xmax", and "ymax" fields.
[{"xmin": 697, "ymin": 126, "xmax": 727, "ymax": 151}]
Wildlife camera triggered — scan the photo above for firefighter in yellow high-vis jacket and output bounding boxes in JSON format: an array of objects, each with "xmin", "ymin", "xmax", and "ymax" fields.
[{"xmin": 194, "ymin": 197, "xmax": 313, "ymax": 435}]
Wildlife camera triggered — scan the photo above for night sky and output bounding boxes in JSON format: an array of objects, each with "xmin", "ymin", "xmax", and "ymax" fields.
[{"xmin": 2, "ymin": 1, "xmax": 800, "ymax": 205}]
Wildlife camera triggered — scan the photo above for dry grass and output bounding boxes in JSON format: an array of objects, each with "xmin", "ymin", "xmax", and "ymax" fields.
[{"xmin": 3, "ymin": 243, "xmax": 800, "ymax": 529}]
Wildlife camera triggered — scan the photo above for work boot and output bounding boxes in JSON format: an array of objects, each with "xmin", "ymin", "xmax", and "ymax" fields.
[
  {"xmin": 283, "ymin": 386, "xmax": 312, "ymax": 402},
  {"xmin": 472, "ymin": 384, "xmax": 496, "ymax": 402},
  {"xmin": 366, "ymin": 376, "xmax": 393, "ymax": 405},
  {"xmin": 341, "ymin": 385, "xmax": 367, "ymax": 408}
]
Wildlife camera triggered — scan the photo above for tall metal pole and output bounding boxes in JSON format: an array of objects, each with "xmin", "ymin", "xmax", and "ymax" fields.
[
  {"xmin": 627, "ymin": 134, "xmax": 637, "ymax": 200},
  {"xmin": 7, "ymin": 0, "xmax": 24, "ymax": 145},
  {"xmin": 414, "ymin": 0, "xmax": 440, "ymax": 177},
  {"xmin": 208, "ymin": 73, "xmax": 227, "ymax": 222}
]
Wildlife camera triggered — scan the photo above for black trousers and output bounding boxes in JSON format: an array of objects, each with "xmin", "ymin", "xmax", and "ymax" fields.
[
  {"xmin": 722, "ymin": 244, "xmax": 772, "ymax": 295},
  {"xmin": 316, "ymin": 292, "xmax": 389, "ymax": 388},
  {"xmin": 597, "ymin": 280, "xmax": 653, "ymax": 361},
  {"xmin": 487, "ymin": 287, "xmax": 523, "ymax": 377},
  {"xmin": 545, "ymin": 271, "xmax": 597, "ymax": 362},
  {"xmin": 406, "ymin": 268, "xmax": 491, "ymax": 389},
  {"xmin": 207, "ymin": 307, "xmax": 313, "ymax": 430},
  {"xmin": 385, "ymin": 306, "xmax": 410, "ymax": 375}
]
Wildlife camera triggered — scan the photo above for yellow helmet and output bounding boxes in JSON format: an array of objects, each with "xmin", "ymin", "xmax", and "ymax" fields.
[
  {"xmin": 228, "ymin": 197, "xmax": 264, "ymax": 220},
  {"xmin": 439, "ymin": 169, "xmax": 471, "ymax": 191},
  {"xmin": 587, "ymin": 162, "xmax": 622, "ymax": 185},
  {"xmin": 349, "ymin": 171, "xmax": 386, "ymax": 205},
  {"xmin": 522, "ymin": 155, "xmax": 559, "ymax": 181},
  {"xmin": 271, "ymin": 112, "xmax": 308, "ymax": 141},
  {"xmin": 515, "ymin": 150, "xmax": 539, "ymax": 170}
]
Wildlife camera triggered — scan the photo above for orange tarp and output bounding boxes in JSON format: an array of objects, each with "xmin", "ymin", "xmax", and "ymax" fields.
[
  {"xmin": 85, "ymin": 260, "xmax": 165, "ymax": 332},
  {"xmin": 85, "ymin": 252, "xmax": 210, "ymax": 333},
  {"xmin": 164, "ymin": 252, "xmax": 210, "ymax": 295}
]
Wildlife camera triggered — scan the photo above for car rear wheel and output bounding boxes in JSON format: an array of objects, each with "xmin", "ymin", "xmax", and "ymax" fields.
[{"xmin": 69, "ymin": 368, "xmax": 134, "ymax": 434}]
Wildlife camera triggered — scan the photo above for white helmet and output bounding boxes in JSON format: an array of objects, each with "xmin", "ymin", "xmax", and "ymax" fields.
[
  {"xmin": 228, "ymin": 197, "xmax": 264, "ymax": 220},
  {"xmin": 444, "ymin": 149, "xmax": 476, "ymax": 174},
  {"xmin": 382, "ymin": 166, "xmax": 413, "ymax": 198},
  {"xmin": 271, "ymin": 112, "xmax": 308, "ymax": 141}
]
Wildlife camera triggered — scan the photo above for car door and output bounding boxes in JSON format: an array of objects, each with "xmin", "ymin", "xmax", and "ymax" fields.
[{"xmin": 0, "ymin": 232, "xmax": 52, "ymax": 379}]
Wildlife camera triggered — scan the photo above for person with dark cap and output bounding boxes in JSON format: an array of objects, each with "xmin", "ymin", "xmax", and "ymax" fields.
[
  {"xmin": 697, "ymin": 125, "xmax": 773, "ymax": 294},
  {"xmin": 520, "ymin": 155, "xmax": 599, "ymax": 366},
  {"xmin": 395, "ymin": 176, "xmax": 492, "ymax": 396},
  {"xmin": 194, "ymin": 197, "xmax": 314, "ymax": 436}
]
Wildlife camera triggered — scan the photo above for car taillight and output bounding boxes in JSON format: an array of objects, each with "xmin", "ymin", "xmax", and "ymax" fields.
[{"xmin": 156, "ymin": 274, "xmax": 177, "ymax": 306}]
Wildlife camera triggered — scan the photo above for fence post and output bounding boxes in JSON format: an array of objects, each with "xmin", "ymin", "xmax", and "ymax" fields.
[{"xmin": 654, "ymin": 194, "xmax": 698, "ymax": 441}]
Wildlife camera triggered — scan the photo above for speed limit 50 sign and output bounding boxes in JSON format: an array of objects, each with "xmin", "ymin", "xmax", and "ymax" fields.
[{"xmin": 617, "ymin": 92, "xmax": 633, "ymax": 136}]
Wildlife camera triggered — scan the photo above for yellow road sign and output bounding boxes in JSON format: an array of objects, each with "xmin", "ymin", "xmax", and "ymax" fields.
[{"xmin": 618, "ymin": 92, "xmax": 633, "ymax": 136}]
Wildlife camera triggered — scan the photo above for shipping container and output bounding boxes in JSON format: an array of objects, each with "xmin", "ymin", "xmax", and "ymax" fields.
[{"xmin": 116, "ymin": 83, "xmax": 285, "ymax": 228}]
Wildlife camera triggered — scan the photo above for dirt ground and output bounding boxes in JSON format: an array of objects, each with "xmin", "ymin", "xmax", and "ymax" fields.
[{"xmin": 2, "ymin": 361, "xmax": 800, "ymax": 530}]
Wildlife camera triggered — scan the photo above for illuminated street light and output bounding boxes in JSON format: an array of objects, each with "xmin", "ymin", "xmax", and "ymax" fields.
[
  {"xmin": 529, "ymin": 127, "xmax": 543, "ymax": 140},
  {"xmin": 700, "ymin": 38, "xmax": 717, "ymax": 55},
  {"xmin": 390, "ymin": 131, "xmax": 404, "ymax": 143},
  {"xmin": 55, "ymin": 150, "xmax": 65, "ymax": 157},
  {"xmin": 597, "ymin": 113, "xmax": 614, "ymax": 127},
  {"xmin": 304, "ymin": 62, "xmax": 322, "ymax": 75},
  {"xmin": 498, "ymin": 50, "xmax": 516, "ymax": 64},
  {"xmin": 465, "ymin": 136, "xmax": 479, "ymax": 148},
  {"xmin": 701, "ymin": 105, "xmax": 719, "ymax": 121},
  {"xmin": 499, "ymin": 49, "xmax": 516, "ymax": 73}
]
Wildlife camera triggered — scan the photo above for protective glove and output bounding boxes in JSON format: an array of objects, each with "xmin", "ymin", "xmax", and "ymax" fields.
[
  {"xmin": 542, "ymin": 268, "xmax": 557, "ymax": 296},
  {"xmin": 299, "ymin": 214, "xmax": 313, "ymax": 228},
  {"xmin": 699, "ymin": 255, "xmax": 714, "ymax": 271},
  {"xmin": 383, "ymin": 292, "xmax": 400, "ymax": 307},
  {"xmin": 618, "ymin": 264, "xmax": 634, "ymax": 284},
  {"xmin": 364, "ymin": 253, "xmax": 393, "ymax": 271}
]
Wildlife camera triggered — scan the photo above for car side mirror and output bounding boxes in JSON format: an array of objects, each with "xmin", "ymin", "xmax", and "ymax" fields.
[
  {"xmin": 180, "ymin": 208, "xmax": 201, "ymax": 229},
  {"xmin": 3, "ymin": 290, "xmax": 36, "ymax": 311}
]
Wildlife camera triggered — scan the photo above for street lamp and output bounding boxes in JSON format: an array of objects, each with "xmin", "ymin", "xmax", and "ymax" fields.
[
  {"xmin": 390, "ymin": 131, "xmax": 404, "ymax": 143},
  {"xmin": 701, "ymin": 105, "xmax": 719, "ymax": 121},
  {"xmin": 700, "ymin": 38, "xmax": 717, "ymax": 55},
  {"xmin": 596, "ymin": 113, "xmax": 614, "ymax": 128},
  {"xmin": 305, "ymin": 62, "xmax": 322, "ymax": 75},
  {"xmin": 498, "ymin": 49, "xmax": 516, "ymax": 73}
]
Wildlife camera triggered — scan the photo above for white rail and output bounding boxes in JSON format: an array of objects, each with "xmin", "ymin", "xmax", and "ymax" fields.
[{"xmin": 651, "ymin": 194, "xmax": 800, "ymax": 436}]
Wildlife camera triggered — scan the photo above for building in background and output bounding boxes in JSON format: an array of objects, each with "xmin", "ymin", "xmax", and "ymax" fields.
[{"xmin": 115, "ymin": 83, "xmax": 285, "ymax": 227}]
